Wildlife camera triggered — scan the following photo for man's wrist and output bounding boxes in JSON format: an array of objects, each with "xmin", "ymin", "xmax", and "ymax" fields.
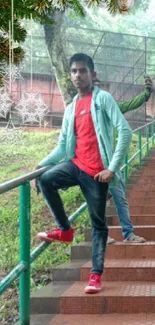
[
  {"xmin": 108, "ymin": 169, "xmax": 115, "ymax": 176},
  {"xmin": 146, "ymin": 88, "xmax": 153, "ymax": 93}
]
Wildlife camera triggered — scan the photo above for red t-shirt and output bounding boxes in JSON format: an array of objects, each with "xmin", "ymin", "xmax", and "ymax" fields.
[{"xmin": 72, "ymin": 93, "xmax": 104, "ymax": 176}]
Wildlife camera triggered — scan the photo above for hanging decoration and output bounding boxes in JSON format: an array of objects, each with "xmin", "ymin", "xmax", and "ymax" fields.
[
  {"xmin": 0, "ymin": 119, "xmax": 23, "ymax": 145},
  {"xmin": 1, "ymin": 0, "xmax": 23, "ymax": 85},
  {"xmin": 0, "ymin": 24, "xmax": 13, "ymax": 119},
  {"xmin": 2, "ymin": 63, "xmax": 23, "ymax": 83},
  {"xmin": 117, "ymin": 0, "xmax": 135, "ymax": 13},
  {"xmin": 16, "ymin": 15, "xmax": 49, "ymax": 126},
  {"xmin": 0, "ymin": 18, "xmax": 13, "ymax": 120},
  {"xmin": 0, "ymin": 0, "xmax": 23, "ymax": 145},
  {"xmin": 16, "ymin": 92, "xmax": 48, "ymax": 125},
  {"xmin": 0, "ymin": 61, "xmax": 6, "ymax": 78},
  {"xmin": 0, "ymin": 87, "xmax": 13, "ymax": 119},
  {"xmin": 0, "ymin": 30, "xmax": 8, "ymax": 38}
]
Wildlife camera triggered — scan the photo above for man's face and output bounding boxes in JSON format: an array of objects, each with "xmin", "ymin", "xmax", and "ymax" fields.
[{"xmin": 70, "ymin": 61, "xmax": 95, "ymax": 90}]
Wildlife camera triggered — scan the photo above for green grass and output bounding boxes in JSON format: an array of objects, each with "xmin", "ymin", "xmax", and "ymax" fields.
[
  {"xmin": 0, "ymin": 130, "xmax": 89, "ymax": 272},
  {"xmin": 0, "ymin": 129, "xmax": 154, "ymax": 324}
]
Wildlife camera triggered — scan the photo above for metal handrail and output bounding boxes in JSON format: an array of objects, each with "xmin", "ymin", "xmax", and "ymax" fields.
[
  {"xmin": 0, "ymin": 166, "xmax": 49, "ymax": 194},
  {"xmin": 133, "ymin": 119, "xmax": 155, "ymax": 132},
  {"xmin": 122, "ymin": 120, "xmax": 155, "ymax": 182}
]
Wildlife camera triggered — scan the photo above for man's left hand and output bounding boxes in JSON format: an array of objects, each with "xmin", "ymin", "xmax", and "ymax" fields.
[{"xmin": 94, "ymin": 169, "xmax": 115, "ymax": 183}]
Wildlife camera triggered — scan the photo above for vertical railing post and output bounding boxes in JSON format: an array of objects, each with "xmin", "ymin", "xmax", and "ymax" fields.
[
  {"xmin": 151, "ymin": 123, "xmax": 155, "ymax": 146},
  {"xmin": 124, "ymin": 154, "xmax": 128, "ymax": 183},
  {"xmin": 144, "ymin": 36, "xmax": 147, "ymax": 119},
  {"xmin": 19, "ymin": 182, "xmax": 31, "ymax": 325},
  {"xmin": 138, "ymin": 130, "xmax": 142, "ymax": 166},
  {"xmin": 146, "ymin": 125, "xmax": 149, "ymax": 154}
]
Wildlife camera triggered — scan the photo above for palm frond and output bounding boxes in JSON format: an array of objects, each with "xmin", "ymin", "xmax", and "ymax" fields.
[
  {"xmin": 84, "ymin": 0, "xmax": 105, "ymax": 6},
  {"xmin": 0, "ymin": 36, "xmax": 25, "ymax": 64},
  {"xmin": 69, "ymin": 0, "xmax": 85, "ymax": 16},
  {"xmin": 84, "ymin": 0, "xmax": 119, "ymax": 13},
  {"xmin": 13, "ymin": 46, "xmax": 25, "ymax": 63},
  {"xmin": 107, "ymin": 0, "xmax": 119, "ymax": 14},
  {"xmin": 1, "ymin": 20, "xmax": 27, "ymax": 43}
]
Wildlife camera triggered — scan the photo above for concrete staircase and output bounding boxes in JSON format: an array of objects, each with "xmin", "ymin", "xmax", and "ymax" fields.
[{"xmin": 29, "ymin": 151, "xmax": 155, "ymax": 325}]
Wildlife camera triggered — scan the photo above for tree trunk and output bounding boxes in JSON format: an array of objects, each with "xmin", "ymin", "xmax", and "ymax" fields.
[{"xmin": 44, "ymin": 11, "xmax": 76, "ymax": 106}]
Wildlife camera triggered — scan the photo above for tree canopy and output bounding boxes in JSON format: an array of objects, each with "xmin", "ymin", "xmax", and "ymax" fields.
[
  {"xmin": 0, "ymin": 0, "xmax": 152, "ymax": 98},
  {"xmin": 0, "ymin": 0, "xmax": 151, "ymax": 69}
]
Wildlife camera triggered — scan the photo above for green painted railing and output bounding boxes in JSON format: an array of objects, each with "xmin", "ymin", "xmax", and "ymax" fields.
[
  {"xmin": 122, "ymin": 120, "xmax": 155, "ymax": 183},
  {"xmin": 0, "ymin": 119, "xmax": 155, "ymax": 325}
]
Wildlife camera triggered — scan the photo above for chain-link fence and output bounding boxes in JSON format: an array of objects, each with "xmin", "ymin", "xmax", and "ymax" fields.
[
  {"xmin": 1, "ymin": 27, "xmax": 155, "ymax": 129},
  {"xmin": 65, "ymin": 28, "xmax": 155, "ymax": 129}
]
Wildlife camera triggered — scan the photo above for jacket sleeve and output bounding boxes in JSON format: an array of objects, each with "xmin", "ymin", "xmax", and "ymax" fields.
[
  {"xmin": 103, "ymin": 93, "xmax": 132, "ymax": 173},
  {"xmin": 117, "ymin": 90, "xmax": 151, "ymax": 114},
  {"xmin": 39, "ymin": 107, "xmax": 69, "ymax": 167}
]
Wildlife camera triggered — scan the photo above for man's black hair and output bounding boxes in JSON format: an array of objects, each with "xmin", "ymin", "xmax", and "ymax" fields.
[
  {"xmin": 93, "ymin": 78, "xmax": 100, "ymax": 83},
  {"xmin": 69, "ymin": 53, "xmax": 94, "ymax": 72}
]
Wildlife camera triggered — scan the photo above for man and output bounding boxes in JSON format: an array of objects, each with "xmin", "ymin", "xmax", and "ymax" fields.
[
  {"xmin": 34, "ymin": 53, "xmax": 132, "ymax": 294},
  {"xmin": 93, "ymin": 76, "xmax": 153, "ymax": 244}
]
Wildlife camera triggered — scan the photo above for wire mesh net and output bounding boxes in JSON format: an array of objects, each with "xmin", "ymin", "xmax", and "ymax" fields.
[{"xmin": 1, "ymin": 25, "xmax": 155, "ymax": 129}]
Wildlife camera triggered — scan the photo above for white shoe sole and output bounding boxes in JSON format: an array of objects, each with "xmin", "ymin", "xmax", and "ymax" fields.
[
  {"xmin": 36, "ymin": 233, "xmax": 73, "ymax": 243},
  {"xmin": 84, "ymin": 286, "xmax": 101, "ymax": 294}
]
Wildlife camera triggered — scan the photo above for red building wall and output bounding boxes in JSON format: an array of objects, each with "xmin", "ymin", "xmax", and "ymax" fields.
[
  {"xmin": 11, "ymin": 75, "xmax": 155, "ymax": 124},
  {"xmin": 11, "ymin": 75, "xmax": 65, "ymax": 114}
]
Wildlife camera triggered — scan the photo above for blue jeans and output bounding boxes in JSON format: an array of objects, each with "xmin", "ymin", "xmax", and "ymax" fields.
[
  {"xmin": 110, "ymin": 179, "xmax": 133, "ymax": 239},
  {"xmin": 38, "ymin": 162, "xmax": 108, "ymax": 274}
]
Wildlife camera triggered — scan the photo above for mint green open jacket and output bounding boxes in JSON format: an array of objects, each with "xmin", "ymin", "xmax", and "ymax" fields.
[{"xmin": 39, "ymin": 87, "xmax": 132, "ymax": 188}]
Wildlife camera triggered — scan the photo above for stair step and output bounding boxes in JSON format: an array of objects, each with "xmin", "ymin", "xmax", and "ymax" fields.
[
  {"xmin": 128, "ymin": 191, "xmax": 155, "ymax": 198},
  {"xmin": 137, "ymin": 178, "xmax": 155, "ymax": 184},
  {"xmin": 109, "ymin": 199, "xmax": 155, "ymax": 207},
  {"xmin": 16, "ymin": 315, "xmax": 55, "ymax": 325},
  {"xmin": 107, "ymin": 206, "xmax": 155, "ymax": 214},
  {"xmin": 111, "ymin": 214, "xmax": 155, "ymax": 225},
  {"xmin": 129, "ymin": 177, "xmax": 155, "ymax": 184},
  {"xmin": 127, "ymin": 198, "xmax": 155, "ymax": 206},
  {"xmin": 71, "ymin": 242, "xmax": 155, "ymax": 260},
  {"xmin": 110, "ymin": 225, "xmax": 155, "ymax": 241},
  {"xmin": 134, "ymin": 170, "xmax": 155, "ymax": 176},
  {"xmin": 142, "ymin": 171, "xmax": 155, "ymax": 175},
  {"xmin": 60, "ymin": 281, "xmax": 155, "ymax": 314},
  {"xmin": 85, "ymin": 226, "xmax": 155, "ymax": 241},
  {"xmin": 48, "ymin": 314, "xmax": 155, "ymax": 325},
  {"xmin": 126, "ymin": 177, "xmax": 155, "ymax": 185},
  {"xmin": 80, "ymin": 259, "xmax": 155, "ymax": 281},
  {"xmin": 133, "ymin": 173, "xmax": 155, "ymax": 178},
  {"xmin": 31, "ymin": 281, "xmax": 73, "ymax": 314},
  {"xmin": 52, "ymin": 259, "xmax": 88, "ymax": 282},
  {"xmin": 130, "ymin": 184, "xmax": 155, "ymax": 191}
]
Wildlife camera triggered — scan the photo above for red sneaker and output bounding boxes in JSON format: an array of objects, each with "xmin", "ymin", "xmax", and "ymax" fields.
[
  {"xmin": 36, "ymin": 228, "xmax": 74, "ymax": 243},
  {"xmin": 84, "ymin": 273, "xmax": 102, "ymax": 294}
]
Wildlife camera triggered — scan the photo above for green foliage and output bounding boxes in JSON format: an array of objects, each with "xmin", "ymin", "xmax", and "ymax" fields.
[{"xmin": 108, "ymin": 0, "xmax": 119, "ymax": 14}]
